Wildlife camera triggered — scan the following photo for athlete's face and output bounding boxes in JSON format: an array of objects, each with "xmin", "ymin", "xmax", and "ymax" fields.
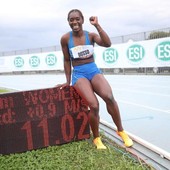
[{"xmin": 68, "ymin": 11, "xmax": 84, "ymax": 32}]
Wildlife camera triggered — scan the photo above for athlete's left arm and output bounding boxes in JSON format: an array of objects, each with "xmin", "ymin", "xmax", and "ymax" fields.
[{"xmin": 89, "ymin": 16, "xmax": 111, "ymax": 47}]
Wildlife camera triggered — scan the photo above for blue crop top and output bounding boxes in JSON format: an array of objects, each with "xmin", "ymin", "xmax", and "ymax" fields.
[{"xmin": 68, "ymin": 31, "xmax": 94, "ymax": 60}]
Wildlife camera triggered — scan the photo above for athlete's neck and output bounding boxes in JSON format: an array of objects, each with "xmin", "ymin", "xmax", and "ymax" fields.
[{"xmin": 72, "ymin": 30, "xmax": 84, "ymax": 37}]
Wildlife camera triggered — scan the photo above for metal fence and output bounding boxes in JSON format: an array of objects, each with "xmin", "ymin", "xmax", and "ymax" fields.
[{"xmin": 1, "ymin": 27, "xmax": 170, "ymax": 57}]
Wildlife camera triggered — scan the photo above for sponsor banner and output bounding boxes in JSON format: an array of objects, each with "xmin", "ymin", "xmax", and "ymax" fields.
[
  {"xmin": 2, "ymin": 51, "xmax": 64, "ymax": 72},
  {"xmin": 11, "ymin": 51, "xmax": 63, "ymax": 71},
  {"xmin": 0, "ymin": 57, "xmax": 13, "ymax": 72},
  {"xmin": 0, "ymin": 37, "xmax": 170, "ymax": 72},
  {"xmin": 95, "ymin": 37, "xmax": 170, "ymax": 68}
]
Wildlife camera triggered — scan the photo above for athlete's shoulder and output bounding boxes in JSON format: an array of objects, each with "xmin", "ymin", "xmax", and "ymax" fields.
[
  {"xmin": 61, "ymin": 32, "xmax": 70, "ymax": 40},
  {"xmin": 60, "ymin": 32, "xmax": 70, "ymax": 45}
]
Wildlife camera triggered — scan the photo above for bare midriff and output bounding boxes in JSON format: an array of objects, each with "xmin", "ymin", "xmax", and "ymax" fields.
[{"xmin": 72, "ymin": 56, "xmax": 94, "ymax": 67}]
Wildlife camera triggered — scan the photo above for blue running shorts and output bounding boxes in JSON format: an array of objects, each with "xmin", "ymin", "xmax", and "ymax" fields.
[{"xmin": 72, "ymin": 62, "xmax": 102, "ymax": 85}]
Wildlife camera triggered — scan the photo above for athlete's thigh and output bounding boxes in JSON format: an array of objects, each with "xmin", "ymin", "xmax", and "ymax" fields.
[
  {"xmin": 91, "ymin": 74, "xmax": 113, "ymax": 98},
  {"xmin": 73, "ymin": 78, "xmax": 98, "ymax": 105}
]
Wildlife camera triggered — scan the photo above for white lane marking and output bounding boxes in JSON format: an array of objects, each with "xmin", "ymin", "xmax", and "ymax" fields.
[
  {"xmin": 113, "ymin": 88, "xmax": 170, "ymax": 97},
  {"xmin": 118, "ymin": 99, "xmax": 170, "ymax": 114},
  {"xmin": 109, "ymin": 82, "xmax": 170, "ymax": 89}
]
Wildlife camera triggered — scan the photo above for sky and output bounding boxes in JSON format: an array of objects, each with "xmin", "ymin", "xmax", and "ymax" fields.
[{"xmin": 0, "ymin": 0, "xmax": 170, "ymax": 52}]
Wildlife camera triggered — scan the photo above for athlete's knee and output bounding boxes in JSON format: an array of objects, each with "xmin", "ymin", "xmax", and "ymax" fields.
[
  {"xmin": 89, "ymin": 101, "xmax": 99, "ymax": 114},
  {"xmin": 102, "ymin": 93, "xmax": 115, "ymax": 103}
]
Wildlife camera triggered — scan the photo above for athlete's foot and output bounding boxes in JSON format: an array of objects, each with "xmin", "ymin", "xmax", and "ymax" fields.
[
  {"xmin": 117, "ymin": 131, "xmax": 133, "ymax": 147},
  {"xmin": 93, "ymin": 137, "xmax": 107, "ymax": 149}
]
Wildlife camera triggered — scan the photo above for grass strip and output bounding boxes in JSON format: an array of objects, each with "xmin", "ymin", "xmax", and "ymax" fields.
[
  {"xmin": 0, "ymin": 137, "xmax": 154, "ymax": 170},
  {"xmin": 0, "ymin": 88, "xmax": 9, "ymax": 93}
]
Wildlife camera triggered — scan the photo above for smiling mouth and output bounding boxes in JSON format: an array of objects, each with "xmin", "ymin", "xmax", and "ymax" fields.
[{"xmin": 73, "ymin": 25, "xmax": 79, "ymax": 30}]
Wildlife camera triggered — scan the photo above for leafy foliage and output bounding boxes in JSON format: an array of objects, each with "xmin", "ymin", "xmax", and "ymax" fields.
[{"xmin": 148, "ymin": 31, "xmax": 170, "ymax": 39}]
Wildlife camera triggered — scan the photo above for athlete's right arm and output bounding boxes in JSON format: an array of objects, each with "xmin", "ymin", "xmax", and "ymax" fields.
[{"xmin": 60, "ymin": 34, "xmax": 72, "ymax": 86}]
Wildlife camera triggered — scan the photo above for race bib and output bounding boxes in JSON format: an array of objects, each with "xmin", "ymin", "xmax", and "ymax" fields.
[{"xmin": 70, "ymin": 45, "xmax": 94, "ymax": 59}]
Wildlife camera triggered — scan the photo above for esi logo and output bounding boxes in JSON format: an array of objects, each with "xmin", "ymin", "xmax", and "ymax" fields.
[
  {"xmin": 45, "ymin": 54, "xmax": 57, "ymax": 66},
  {"xmin": 127, "ymin": 44, "xmax": 145, "ymax": 63},
  {"xmin": 102, "ymin": 48, "xmax": 118, "ymax": 65},
  {"xmin": 155, "ymin": 41, "xmax": 170, "ymax": 61},
  {"xmin": 29, "ymin": 56, "xmax": 40, "ymax": 67},
  {"xmin": 14, "ymin": 56, "xmax": 24, "ymax": 67}
]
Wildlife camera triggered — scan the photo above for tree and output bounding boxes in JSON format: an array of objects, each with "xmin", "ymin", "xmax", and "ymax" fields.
[{"xmin": 148, "ymin": 31, "xmax": 170, "ymax": 39}]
